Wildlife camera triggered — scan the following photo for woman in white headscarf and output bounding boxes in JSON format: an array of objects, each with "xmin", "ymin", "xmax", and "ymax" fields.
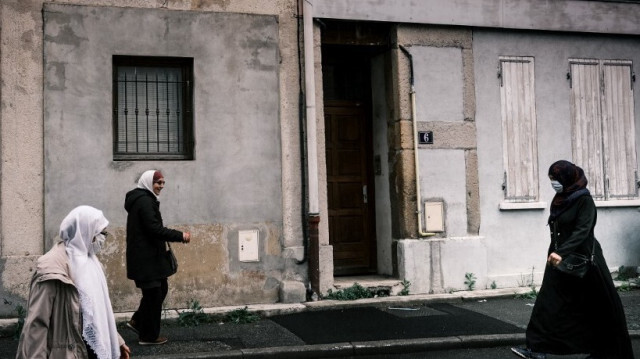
[
  {"xmin": 124, "ymin": 170, "xmax": 190, "ymax": 345},
  {"xmin": 16, "ymin": 205, "xmax": 130, "ymax": 359}
]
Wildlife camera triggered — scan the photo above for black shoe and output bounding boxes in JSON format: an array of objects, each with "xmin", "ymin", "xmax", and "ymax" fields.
[
  {"xmin": 125, "ymin": 319, "xmax": 139, "ymax": 335},
  {"xmin": 139, "ymin": 336, "xmax": 168, "ymax": 345},
  {"xmin": 511, "ymin": 347, "xmax": 547, "ymax": 359}
]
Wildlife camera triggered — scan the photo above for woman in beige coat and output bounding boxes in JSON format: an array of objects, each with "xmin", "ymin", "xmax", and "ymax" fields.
[{"xmin": 16, "ymin": 206, "xmax": 130, "ymax": 359}]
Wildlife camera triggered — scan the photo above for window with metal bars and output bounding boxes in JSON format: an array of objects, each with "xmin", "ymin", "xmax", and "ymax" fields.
[{"xmin": 113, "ymin": 56, "xmax": 194, "ymax": 160}]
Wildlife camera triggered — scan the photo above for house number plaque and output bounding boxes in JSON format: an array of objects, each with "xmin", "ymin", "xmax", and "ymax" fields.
[{"xmin": 418, "ymin": 131, "xmax": 433, "ymax": 144}]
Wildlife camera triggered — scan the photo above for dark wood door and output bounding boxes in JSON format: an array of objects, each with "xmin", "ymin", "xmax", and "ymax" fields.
[{"xmin": 325, "ymin": 102, "xmax": 376, "ymax": 275}]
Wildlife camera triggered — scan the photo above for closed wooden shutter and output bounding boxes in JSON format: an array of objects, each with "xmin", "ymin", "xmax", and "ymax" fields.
[
  {"xmin": 500, "ymin": 56, "xmax": 539, "ymax": 202},
  {"xmin": 569, "ymin": 59, "xmax": 605, "ymax": 199},
  {"xmin": 602, "ymin": 60, "xmax": 637, "ymax": 199},
  {"xmin": 569, "ymin": 59, "xmax": 637, "ymax": 200}
]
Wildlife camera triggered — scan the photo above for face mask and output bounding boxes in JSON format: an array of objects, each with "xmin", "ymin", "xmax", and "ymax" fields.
[
  {"xmin": 550, "ymin": 180, "xmax": 563, "ymax": 193},
  {"xmin": 92, "ymin": 233, "xmax": 106, "ymax": 254}
]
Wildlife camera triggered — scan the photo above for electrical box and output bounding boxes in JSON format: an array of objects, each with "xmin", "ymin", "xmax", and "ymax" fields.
[
  {"xmin": 424, "ymin": 202, "xmax": 444, "ymax": 232},
  {"xmin": 238, "ymin": 229, "xmax": 259, "ymax": 262}
]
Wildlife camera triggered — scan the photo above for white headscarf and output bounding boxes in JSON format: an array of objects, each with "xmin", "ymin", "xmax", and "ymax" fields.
[
  {"xmin": 61, "ymin": 206, "xmax": 120, "ymax": 359},
  {"xmin": 137, "ymin": 169, "xmax": 160, "ymax": 200}
]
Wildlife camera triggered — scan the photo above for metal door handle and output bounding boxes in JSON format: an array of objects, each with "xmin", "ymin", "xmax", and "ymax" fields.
[{"xmin": 363, "ymin": 185, "xmax": 368, "ymax": 204}]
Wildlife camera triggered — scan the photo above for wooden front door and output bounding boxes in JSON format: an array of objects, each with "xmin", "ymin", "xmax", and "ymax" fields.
[{"xmin": 325, "ymin": 101, "xmax": 376, "ymax": 275}]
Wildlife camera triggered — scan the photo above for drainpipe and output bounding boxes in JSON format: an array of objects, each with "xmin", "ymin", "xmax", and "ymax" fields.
[
  {"xmin": 399, "ymin": 45, "xmax": 435, "ymax": 238},
  {"xmin": 303, "ymin": 0, "xmax": 321, "ymax": 294},
  {"xmin": 296, "ymin": 0, "xmax": 308, "ymax": 266}
]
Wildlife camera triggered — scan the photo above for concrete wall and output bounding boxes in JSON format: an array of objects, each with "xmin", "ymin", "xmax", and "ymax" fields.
[
  {"xmin": 474, "ymin": 30, "xmax": 640, "ymax": 286},
  {"xmin": 43, "ymin": 5, "xmax": 282, "ymax": 234},
  {"xmin": 394, "ymin": 24, "xmax": 640, "ymax": 292},
  {"xmin": 313, "ymin": 0, "xmax": 640, "ymax": 36},
  {"xmin": 0, "ymin": 0, "xmax": 307, "ymax": 315},
  {"xmin": 413, "ymin": 46, "xmax": 464, "ymax": 123}
]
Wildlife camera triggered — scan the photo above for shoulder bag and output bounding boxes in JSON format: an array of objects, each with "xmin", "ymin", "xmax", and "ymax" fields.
[
  {"xmin": 553, "ymin": 222, "xmax": 595, "ymax": 278},
  {"xmin": 166, "ymin": 242, "xmax": 178, "ymax": 275},
  {"xmin": 555, "ymin": 250, "xmax": 593, "ymax": 278}
]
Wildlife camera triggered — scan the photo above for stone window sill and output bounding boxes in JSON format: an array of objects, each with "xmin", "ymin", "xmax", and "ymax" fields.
[{"xmin": 499, "ymin": 201, "xmax": 547, "ymax": 210}]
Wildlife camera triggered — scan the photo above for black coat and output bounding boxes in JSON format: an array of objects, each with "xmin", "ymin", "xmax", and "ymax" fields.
[
  {"xmin": 526, "ymin": 194, "xmax": 634, "ymax": 358},
  {"xmin": 125, "ymin": 188, "xmax": 183, "ymax": 282}
]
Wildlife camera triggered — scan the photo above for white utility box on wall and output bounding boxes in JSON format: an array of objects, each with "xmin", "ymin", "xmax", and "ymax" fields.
[
  {"xmin": 424, "ymin": 202, "xmax": 444, "ymax": 232},
  {"xmin": 239, "ymin": 229, "xmax": 259, "ymax": 262}
]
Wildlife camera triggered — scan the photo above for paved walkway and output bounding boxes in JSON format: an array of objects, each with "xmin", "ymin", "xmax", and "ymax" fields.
[{"xmin": 1, "ymin": 287, "xmax": 638, "ymax": 358}]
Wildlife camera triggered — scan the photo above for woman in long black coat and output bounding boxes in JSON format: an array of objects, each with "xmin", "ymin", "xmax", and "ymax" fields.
[
  {"xmin": 124, "ymin": 170, "xmax": 191, "ymax": 345},
  {"xmin": 512, "ymin": 160, "xmax": 634, "ymax": 359}
]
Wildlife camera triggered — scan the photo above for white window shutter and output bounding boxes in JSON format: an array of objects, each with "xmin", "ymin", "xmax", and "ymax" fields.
[
  {"xmin": 500, "ymin": 56, "xmax": 539, "ymax": 201},
  {"xmin": 569, "ymin": 59, "xmax": 605, "ymax": 199},
  {"xmin": 601, "ymin": 61, "xmax": 637, "ymax": 199}
]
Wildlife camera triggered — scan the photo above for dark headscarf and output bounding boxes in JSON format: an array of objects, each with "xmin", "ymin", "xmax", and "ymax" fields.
[{"xmin": 548, "ymin": 160, "xmax": 590, "ymax": 222}]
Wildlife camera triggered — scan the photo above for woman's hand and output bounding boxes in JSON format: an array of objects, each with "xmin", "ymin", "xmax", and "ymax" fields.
[
  {"xmin": 120, "ymin": 343, "xmax": 131, "ymax": 359},
  {"xmin": 182, "ymin": 231, "xmax": 191, "ymax": 244},
  {"xmin": 547, "ymin": 252, "xmax": 562, "ymax": 267}
]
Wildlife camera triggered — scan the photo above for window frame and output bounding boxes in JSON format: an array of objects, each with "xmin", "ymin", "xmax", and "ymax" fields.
[{"xmin": 112, "ymin": 55, "xmax": 194, "ymax": 161}]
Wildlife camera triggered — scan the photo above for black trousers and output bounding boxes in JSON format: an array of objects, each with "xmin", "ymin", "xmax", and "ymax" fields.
[{"xmin": 132, "ymin": 278, "xmax": 168, "ymax": 341}]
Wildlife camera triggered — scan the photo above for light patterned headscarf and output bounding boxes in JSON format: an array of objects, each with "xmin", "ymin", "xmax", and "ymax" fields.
[{"xmin": 61, "ymin": 206, "xmax": 120, "ymax": 359}]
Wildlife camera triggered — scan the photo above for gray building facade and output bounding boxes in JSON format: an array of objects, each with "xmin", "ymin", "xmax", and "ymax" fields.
[{"xmin": 1, "ymin": 0, "xmax": 639, "ymax": 315}]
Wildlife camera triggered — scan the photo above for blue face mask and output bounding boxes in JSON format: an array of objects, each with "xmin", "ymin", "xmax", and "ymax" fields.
[{"xmin": 550, "ymin": 180, "xmax": 563, "ymax": 193}]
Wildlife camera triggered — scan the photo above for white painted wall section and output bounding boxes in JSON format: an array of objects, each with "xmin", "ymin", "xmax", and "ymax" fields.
[
  {"xmin": 419, "ymin": 149, "xmax": 468, "ymax": 237},
  {"xmin": 413, "ymin": 46, "xmax": 464, "ymax": 122}
]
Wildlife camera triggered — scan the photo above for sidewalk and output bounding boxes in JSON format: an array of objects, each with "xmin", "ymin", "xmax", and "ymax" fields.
[{"xmin": 2, "ymin": 286, "xmax": 639, "ymax": 359}]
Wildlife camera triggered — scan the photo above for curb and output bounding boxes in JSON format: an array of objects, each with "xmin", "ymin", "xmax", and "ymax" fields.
[
  {"xmin": 135, "ymin": 334, "xmax": 528, "ymax": 359},
  {"xmin": 135, "ymin": 330, "xmax": 640, "ymax": 359}
]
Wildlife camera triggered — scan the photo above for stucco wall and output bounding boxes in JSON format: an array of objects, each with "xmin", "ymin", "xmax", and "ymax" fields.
[
  {"xmin": 474, "ymin": 30, "xmax": 640, "ymax": 286},
  {"xmin": 0, "ymin": 0, "xmax": 306, "ymax": 315},
  {"xmin": 41, "ymin": 3, "xmax": 293, "ymax": 310}
]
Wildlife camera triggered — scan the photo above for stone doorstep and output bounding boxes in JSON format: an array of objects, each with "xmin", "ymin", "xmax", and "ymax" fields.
[{"xmin": 333, "ymin": 275, "xmax": 405, "ymax": 296}]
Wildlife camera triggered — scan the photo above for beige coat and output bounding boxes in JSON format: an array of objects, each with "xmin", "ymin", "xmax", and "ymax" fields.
[{"xmin": 15, "ymin": 242, "xmax": 124, "ymax": 359}]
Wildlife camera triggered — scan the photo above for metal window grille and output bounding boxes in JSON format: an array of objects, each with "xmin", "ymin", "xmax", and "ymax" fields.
[{"xmin": 113, "ymin": 56, "xmax": 193, "ymax": 160}]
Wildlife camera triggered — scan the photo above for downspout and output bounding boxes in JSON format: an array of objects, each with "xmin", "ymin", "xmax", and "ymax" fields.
[
  {"xmin": 303, "ymin": 0, "xmax": 319, "ymax": 216},
  {"xmin": 303, "ymin": 0, "xmax": 322, "ymax": 294},
  {"xmin": 399, "ymin": 45, "xmax": 435, "ymax": 238},
  {"xmin": 296, "ymin": 0, "xmax": 308, "ymax": 265}
]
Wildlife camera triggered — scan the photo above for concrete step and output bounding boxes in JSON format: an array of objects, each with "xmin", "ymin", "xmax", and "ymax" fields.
[{"xmin": 333, "ymin": 275, "xmax": 407, "ymax": 296}]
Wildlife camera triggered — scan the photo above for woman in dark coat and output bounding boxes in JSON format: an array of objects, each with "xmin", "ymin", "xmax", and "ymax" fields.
[
  {"xmin": 512, "ymin": 160, "xmax": 634, "ymax": 359},
  {"xmin": 124, "ymin": 170, "xmax": 191, "ymax": 345}
]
